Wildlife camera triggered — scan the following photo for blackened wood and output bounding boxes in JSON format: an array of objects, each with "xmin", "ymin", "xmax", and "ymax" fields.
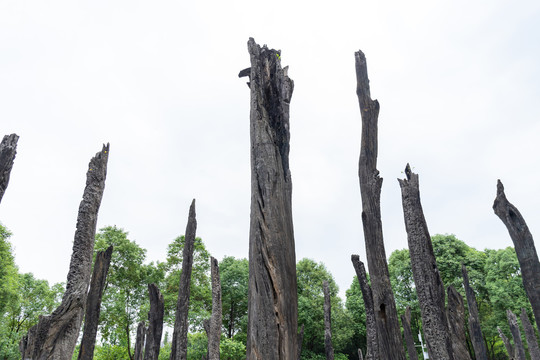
[
  {"xmin": 78, "ymin": 245, "xmax": 113, "ymax": 360},
  {"xmin": 351, "ymin": 255, "xmax": 378, "ymax": 360},
  {"xmin": 493, "ymin": 180, "xmax": 540, "ymax": 332},
  {"xmin": 461, "ymin": 264, "xmax": 488, "ymax": 360},
  {"xmin": 245, "ymin": 38, "xmax": 298, "ymax": 360},
  {"xmin": 297, "ymin": 324, "xmax": 304, "ymax": 360},
  {"xmin": 401, "ymin": 306, "xmax": 418, "ymax": 360},
  {"xmin": 398, "ymin": 164, "xmax": 454, "ymax": 360},
  {"xmin": 208, "ymin": 257, "xmax": 222, "ymax": 360},
  {"xmin": 20, "ymin": 144, "xmax": 109, "ymax": 360},
  {"xmin": 507, "ymin": 310, "xmax": 526, "ymax": 360},
  {"xmin": 498, "ymin": 326, "xmax": 514, "ymax": 359},
  {"xmin": 170, "ymin": 199, "xmax": 197, "ymax": 360},
  {"xmin": 144, "ymin": 284, "xmax": 164, "ymax": 360},
  {"xmin": 323, "ymin": 281, "xmax": 334, "ymax": 360},
  {"xmin": 355, "ymin": 50, "xmax": 406, "ymax": 360},
  {"xmin": 446, "ymin": 286, "xmax": 472, "ymax": 360},
  {"xmin": 0, "ymin": 133, "xmax": 19, "ymax": 204},
  {"xmin": 520, "ymin": 308, "xmax": 540, "ymax": 359},
  {"xmin": 134, "ymin": 322, "xmax": 146, "ymax": 360}
]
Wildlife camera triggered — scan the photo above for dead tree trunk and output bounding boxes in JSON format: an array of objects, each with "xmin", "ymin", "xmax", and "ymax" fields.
[
  {"xmin": 461, "ymin": 264, "xmax": 488, "ymax": 360},
  {"xmin": 520, "ymin": 308, "xmax": 540, "ymax": 359},
  {"xmin": 358, "ymin": 349, "xmax": 364, "ymax": 360},
  {"xmin": 134, "ymin": 322, "xmax": 146, "ymax": 360},
  {"xmin": 351, "ymin": 255, "xmax": 378, "ymax": 360},
  {"xmin": 144, "ymin": 284, "xmax": 164, "ymax": 360},
  {"xmin": 19, "ymin": 144, "xmax": 109, "ymax": 360},
  {"xmin": 78, "ymin": 245, "xmax": 113, "ymax": 360},
  {"xmin": 493, "ymin": 180, "xmax": 540, "ymax": 332},
  {"xmin": 446, "ymin": 286, "xmax": 472, "ymax": 360},
  {"xmin": 0, "ymin": 133, "xmax": 19, "ymax": 204},
  {"xmin": 401, "ymin": 306, "xmax": 418, "ymax": 360},
  {"xmin": 170, "ymin": 199, "xmax": 197, "ymax": 360},
  {"xmin": 297, "ymin": 324, "xmax": 304, "ymax": 360},
  {"xmin": 398, "ymin": 164, "xmax": 454, "ymax": 360},
  {"xmin": 507, "ymin": 310, "xmax": 526, "ymax": 360},
  {"xmin": 498, "ymin": 326, "xmax": 514, "ymax": 359},
  {"xmin": 355, "ymin": 50, "xmax": 406, "ymax": 360},
  {"xmin": 245, "ymin": 38, "xmax": 298, "ymax": 360},
  {"xmin": 323, "ymin": 281, "xmax": 334, "ymax": 360},
  {"xmin": 208, "ymin": 257, "xmax": 222, "ymax": 360}
]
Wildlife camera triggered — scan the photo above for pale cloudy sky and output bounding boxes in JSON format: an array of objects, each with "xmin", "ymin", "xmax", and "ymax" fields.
[{"xmin": 1, "ymin": 0, "xmax": 540, "ymax": 299}]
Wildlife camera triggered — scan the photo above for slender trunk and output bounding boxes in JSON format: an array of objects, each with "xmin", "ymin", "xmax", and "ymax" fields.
[
  {"xmin": 520, "ymin": 308, "xmax": 540, "ymax": 359},
  {"xmin": 507, "ymin": 310, "xmax": 526, "ymax": 360},
  {"xmin": 493, "ymin": 180, "xmax": 540, "ymax": 331},
  {"xmin": 208, "ymin": 257, "xmax": 222, "ymax": 360},
  {"xmin": 134, "ymin": 322, "xmax": 146, "ymax": 360},
  {"xmin": 297, "ymin": 324, "xmax": 304, "ymax": 360},
  {"xmin": 358, "ymin": 349, "xmax": 364, "ymax": 360},
  {"xmin": 144, "ymin": 284, "xmax": 164, "ymax": 360},
  {"xmin": 245, "ymin": 38, "xmax": 298, "ymax": 360},
  {"xmin": 78, "ymin": 246, "xmax": 114, "ymax": 360},
  {"xmin": 401, "ymin": 306, "xmax": 418, "ymax": 360},
  {"xmin": 461, "ymin": 264, "xmax": 488, "ymax": 360},
  {"xmin": 351, "ymin": 255, "xmax": 378, "ymax": 360},
  {"xmin": 20, "ymin": 144, "xmax": 109, "ymax": 360},
  {"xmin": 170, "ymin": 199, "xmax": 197, "ymax": 360},
  {"xmin": 355, "ymin": 50, "xmax": 406, "ymax": 360},
  {"xmin": 398, "ymin": 164, "xmax": 454, "ymax": 360},
  {"xmin": 0, "ymin": 133, "xmax": 19, "ymax": 204},
  {"xmin": 498, "ymin": 326, "xmax": 514, "ymax": 359},
  {"xmin": 446, "ymin": 286, "xmax": 472, "ymax": 360},
  {"xmin": 323, "ymin": 281, "xmax": 334, "ymax": 360},
  {"xmin": 127, "ymin": 323, "xmax": 133, "ymax": 360}
]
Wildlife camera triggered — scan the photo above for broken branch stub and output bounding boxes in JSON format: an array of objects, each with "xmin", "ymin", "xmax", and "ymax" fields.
[{"xmin": 0, "ymin": 133, "xmax": 19, "ymax": 204}]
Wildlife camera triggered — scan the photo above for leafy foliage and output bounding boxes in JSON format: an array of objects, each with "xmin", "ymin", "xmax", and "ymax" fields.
[{"xmin": 220, "ymin": 256, "xmax": 249, "ymax": 339}]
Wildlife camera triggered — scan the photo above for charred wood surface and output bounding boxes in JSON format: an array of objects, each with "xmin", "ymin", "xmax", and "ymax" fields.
[
  {"xmin": 507, "ymin": 310, "xmax": 526, "ymax": 360},
  {"xmin": 461, "ymin": 264, "xmax": 488, "ymax": 360},
  {"xmin": 446, "ymin": 286, "xmax": 471, "ymax": 360},
  {"xmin": 520, "ymin": 308, "xmax": 540, "ymax": 360},
  {"xmin": 208, "ymin": 257, "xmax": 222, "ymax": 360},
  {"xmin": 144, "ymin": 284, "xmax": 164, "ymax": 360},
  {"xmin": 323, "ymin": 281, "xmax": 334, "ymax": 360},
  {"xmin": 0, "ymin": 133, "xmax": 19, "ymax": 204},
  {"xmin": 134, "ymin": 322, "xmax": 146, "ymax": 360},
  {"xmin": 401, "ymin": 306, "xmax": 418, "ymax": 360},
  {"xmin": 498, "ymin": 326, "xmax": 514, "ymax": 359}
]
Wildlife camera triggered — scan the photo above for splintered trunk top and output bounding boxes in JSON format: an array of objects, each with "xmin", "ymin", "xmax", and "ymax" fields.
[
  {"xmin": 246, "ymin": 38, "xmax": 298, "ymax": 360},
  {"xmin": 0, "ymin": 133, "xmax": 19, "ymax": 204}
]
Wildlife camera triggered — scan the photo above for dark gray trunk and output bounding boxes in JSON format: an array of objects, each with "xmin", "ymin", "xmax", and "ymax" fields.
[
  {"xmin": 144, "ymin": 284, "xmax": 164, "ymax": 360},
  {"xmin": 355, "ymin": 50, "xmax": 406, "ymax": 360},
  {"xmin": 493, "ymin": 180, "xmax": 540, "ymax": 333},
  {"xmin": 170, "ymin": 199, "xmax": 197, "ymax": 360},
  {"xmin": 323, "ymin": 281, "xmax": 334, "ymax": 360},
  {"xmin": 78, "ymin": 245, "xmax": 114, "ymax": 360},
  {"xmin": 507, "ymin": 310, "xmax": 526, "ymax": 360},
  {"xmin": 461, "ymin": 264, "xmax": 488, "ymax": 360},
  {"xmin": 208, "ymin": 257, "xmax": 222, "ymax": 360},
  {"xmin": 245, "ymin": 38, "xmax": 298, "ymax": 360},
  {"xmin": 401, "ymin": 306, "xmax": 418, "ymax": 360},
  {"xmin": 0, "ymin": 133, "xmax": 19, "ymax": 204},
  {"xmin": 398, "ymin": 165, "xmax": 454, "ymax": 360},
  {"xmin": 20, "ymin": 144, "xmax": 109, "ymax": 360},
  {"xmin": 351, "ymin": 255, "xmax": 378, "ymax": 360},
  {"xmin": 297, "ymin": 324, "xmax": 304, "ymax": 360},
  {"xmin": 134, "ymin": 322, "xmax": 146, "ymax": 360},
  {"xmin": 498, "ymin": 326, "xmax": 514, "ymax": 359},
  {"xmin": 446, "ymin": 286, "xmax": 471, "ymax": 360},
  {"xmin": 520, "ymin": 308, "xmax": 540, "ymax": 359}
]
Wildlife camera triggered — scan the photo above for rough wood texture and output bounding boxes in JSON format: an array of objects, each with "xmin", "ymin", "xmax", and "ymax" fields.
[
  {"xmin": 20, "ymin": 144, "xmax": 109, "ymax": 360},
  {"xmin": 398, "ymin": 164, "xmax": 454, "ymax": 360},
  {"xmin": 245, "ymin": 38, "xmax": 298, "ymax": 360},
  {"xmin": 358, "ymin": 349, "xmax": 364, "ymax": 360},
  {"xmin": 493, "ymin": 180, "xmax": 540, "ymax": 332},
  {"xmin": 322, "ymin": 281, "xmax": 334, "ymax": 360},
  {"xmin": 144, "ymin": 284, "xmax": 164, "ymax": 360},
  {"xmin": 520, "ymin": 308, "xmax": 540, "ymax": 359},
  {"xmin": 208, "ymin": 257, "xmax": 222, "ymax": 360},
  {"xmin": 507, "ymin": 310, "xmax": 526, "ymax": 360},
  {"xmin": 297, "ymin": 324, "xmax": 304, "ymax": 360},
  {"xmin": 170, "ymin": 199, "xmax": 197, "ymax": 360},
  {"xmin": 461, "ymin": 264, "xmax": 488, "ymax": 360},
  {"xmin": 355, "ymin": 50, "xmax": 406, "ymax": 360},
  {"xmin": 446, "ymin": 286, "xmax": 472, "ymax": 360},
  {"xmin": 0, "ymin": 133, "xmax": 19, "ymax": 204},
  {"xmin": 134, "ymin": 322, "xmax": 146, "ymax": 360},
  {"xmin": 78, "ymin": 245, "xmax": 113, "ymax": 360},
  {"xmin": 401, "ymin": 306, "xmax": 418, "ymax": 360},
  {"xmin": 498, "ymin": 326, "xmax": 514, "ymax": 359},
  {"xmin": 351, "ymin": 255, "xmax": 378, "ymax": 360}
]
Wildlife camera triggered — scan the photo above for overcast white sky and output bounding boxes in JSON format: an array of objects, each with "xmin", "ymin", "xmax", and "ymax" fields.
[{"xmin": 1, "ymin": 0, "xmax": 540, "ymax": 300}]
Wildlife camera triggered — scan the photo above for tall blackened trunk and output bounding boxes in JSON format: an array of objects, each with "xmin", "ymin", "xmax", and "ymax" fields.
[
  {"xmin": 461, "ymin": 264, "xmax": 488, "ymax": 360},
  {"xmin": 493, "ymin": 180, "xmax": 540, "ymax": 332},
  {"xmin": 208, "ymin": 257, "xmax": 222, "ymax": 360},
  {"xmin": 507, "ymin": 310, "xmax": 526, "ymax": 360},
  {"xmin": 170, "ymin": 200, "xmax": 197, "ymax": 360},
  {"xmin": 398, "ymin": 164, "xmax": 454, "ymax": 360},
  {"xmin": 351, "ymin": 255, "xmax": 378, "ymax": 360},
  {"xmin": 134, "ymin": 322, "xmax": 146, "ymax": 360},
  {"xmin": 355, "ymin": 50, "xmax": 406, "ymax": 360},
  {"xmin": 20, "ymin": 144, "xmax": 109, "ymax": 360},
  {"xmin": 245, "ymin": 38, "xmax": 298, "ymax": 360},
  {"xmin": 144, "ymin": 284, "xmax": 164, "ymax": 360},
  {"xmin": 78, "ymin": 245, "xmax": 114, "ymax": 360},
  {"xmin": 401, "ymin": 306, "xmax": 418, "ymax": 360},
  {"xmin": 520, "ymin": 308, "xmax": 540, "ymax": 359},
  {"xmin": 323, "ymin": 281, "xmax": 334, "ymax": 360},
  {"xmin": 498, "ymin": 327, "xmax": 514, "ymax": 359},
  {"xmin": 446, "ymin": 286, "xmax": 471, "ymax": 360},
  {"xmin": 0, "ymin": 133, "xmax": 19, "ymax": 204}
]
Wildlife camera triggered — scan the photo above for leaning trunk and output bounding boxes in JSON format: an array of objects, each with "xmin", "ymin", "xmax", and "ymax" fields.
[
  {"xmin": 461, "ymin": 264, "xmax": 488, "ymax": 360},
  {"xmin": 446, "ymin": 286, "xmax": 471, "ymax": 360},
  {"xmin": 323, "ymin": 281, "xmax": 334, "ymax": 360},
  {"xmin": 0, "ymin": 133, "xmax": 19, "ymax": 204},
  {"xmin": 520, "ymin": 308, "xmax": 540, "ymax": 360},
  {"xmin": 401, "ymin": 306, "xmax": 418, "ymax": 360},
  {"xmin": 498, "ymin": 326, "xmax": 514, "ymax": 359},
  {"xmin": 208, "ymin": 257, "xmax": 222, "ymax": 360},
  {"xmin": 245, "ymin": 37, "xmax": 298, "ymax": 360},
  {"xmin": 507, "ymin": 310, "xmax": 526, "ymax": 360}
]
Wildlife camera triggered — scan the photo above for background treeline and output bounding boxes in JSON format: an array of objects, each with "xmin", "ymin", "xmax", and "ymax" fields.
[{"xmin": 0, "ymin": 223, "xmax": 531, "ymax": 359}]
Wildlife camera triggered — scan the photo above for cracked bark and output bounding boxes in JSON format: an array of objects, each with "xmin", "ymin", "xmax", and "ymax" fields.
[
  {"xmin": 208, "ymin": 257, "xmax": 222, "ymax": 360},
  {"xmin": 0, "ymin": 133, "xmax": 19, "ymax": 204},
  {"xmin": 401, "ymin": 307, "xmax": 418, "ymax": 360},
  {"xmin": 507, "ymin": 310, "xmax": 526, "ymax": 360},
  {"xmin": 446, "ymin": 286, "xmax": 471, "ymax": 360},
  {"xmin": 520, "ymin": 308, "xmax": 540, "ymax": 360},
  {"xmin": 170, "ymin": 199, "xmax": 197, "ymax": 360},
  {"xmin": 461, "ymin": 264, "xmax": 488, "ymax": 360},
  {"xmin": 323, "ymin": 281, "xmax": 334, "ymax": 360},
  {"xmin": 398, "ymin": 164, "xmax": 454, "ymax": 360},
  {"xmin": 245, "ymin": 38, "xmax": 298, "ymax": 360},
  {"xmin": 498, "ymin": 326, "xmax": 514, "ymax": 359},
  {"xmin": 20, "ymin": 144, "xmax": 109, "ymax": 360},
  {"xmin": 144, "ymin": 284, "xmax": 164, "ymax": 360},
  {"xmin": 134, "ymin": 322, "xmax": 146, "ymax": 360},
  {"xmin": 355, "ymin": 50, "xmax": 406, "ymax": 360}
]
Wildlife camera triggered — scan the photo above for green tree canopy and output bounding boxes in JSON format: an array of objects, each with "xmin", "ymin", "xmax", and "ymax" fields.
[{"xmin": 219, "ymin": 256, "xmax": 248, "ymax": 340}]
